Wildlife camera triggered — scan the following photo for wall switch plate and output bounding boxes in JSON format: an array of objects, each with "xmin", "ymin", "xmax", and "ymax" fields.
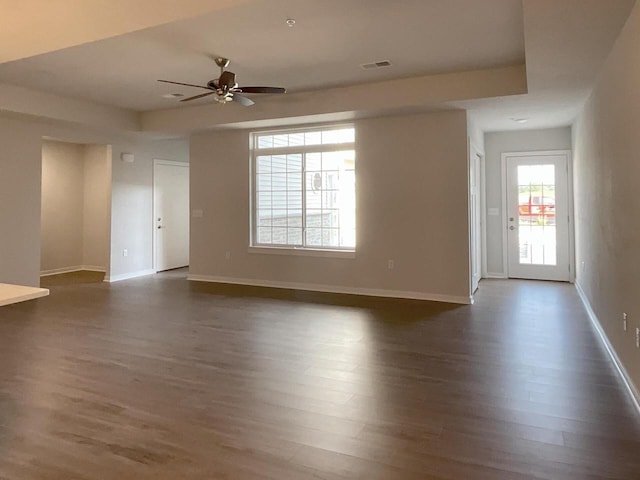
[
  {"xmin": 123, "ymin": 249, "xmax": 128, "ymax": 257},
  {"xmin": 387, "ymin": 260, "xmax": 394, "ymax": 270}
]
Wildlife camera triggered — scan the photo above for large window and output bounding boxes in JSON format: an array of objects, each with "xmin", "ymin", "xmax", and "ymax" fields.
[{"xmin": 251, "ymin": 126, "xmax": 356, "ymax": 251}]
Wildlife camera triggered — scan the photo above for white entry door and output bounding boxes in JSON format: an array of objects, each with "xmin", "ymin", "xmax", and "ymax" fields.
[
  {"xmin": 506, "ymin": 153, "xmax": 570, "ymax": 281},
  {"xmin": 154, "ymin": 161, "xmax": 189, "ymax": 272}
]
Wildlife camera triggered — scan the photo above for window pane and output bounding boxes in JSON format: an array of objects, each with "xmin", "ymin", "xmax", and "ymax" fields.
[
  {"xmin": 306, "ymin": 152, "xmax": 321, "ymax": 171},
  {"xmin": 272, "ymin": 227, "xmax": 287, "ymax": 245},
  {"xmin": 253, "ymin": 128, "xmax": 355, "ymax": 250},
  {"xmin": 257, "ymin": 191, "xmax": 272, "ymax": 210},
  {"xmin": 257, "ymin": 156, "xmax": 271, "ymax": 173},
  {"xmin": 288, "ymin": 228, "xmax": 303, "ymax": 245},
  {"xmin": 305, "ymin": 228, "xmax": 322, "ymax": 246},
  {"xmin": 322, "ymin": 128, "xmax": 355, "ymax": 145},
  {"xmin": 287, "ymin": 154, "xmax": 302, "ymax": 171},
  {"xmin": 287, "ymin": 172, "xmax": 302, "ymax": 190},
  {"xmin": 273, "ymin": 134, "xmax": 288, "ymax": 148},
  {"xmin": 271, "ymin": 155, "xmax": 286, "ymax": 173},
  {"xmin": 257, "ymin": 227, "xmax": 272, "ymax": 243},
  {"xmin": 305, "ymin": 131, "xmax": 321, "ymax": 145},
  {"xmin": 288, "ymin": 133, "xmax": 305, "ymax": 147},
  {"xmin": 257, "ymin": 136, "xmax": 273, "ymax": 149},
  {"xmin": 257, "ymin": 174, "xmax": 271, "ymax": 191},
  {"xmin": 272, "ymin": 173, "xmax": 287, "ymax": 191}
]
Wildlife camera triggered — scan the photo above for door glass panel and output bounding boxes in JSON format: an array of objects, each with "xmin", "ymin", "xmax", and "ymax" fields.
[{"xmin": 517, "ymin": 164, "xmax": 557, "ymax": 266}]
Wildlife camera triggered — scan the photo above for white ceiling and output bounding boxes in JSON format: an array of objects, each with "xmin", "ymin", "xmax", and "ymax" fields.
[
  {"xmin": 0, "ymin": 0, "xmax": 635, "ymax": 134},
  {"xmin": 458, "ymin": 0, "xmax": 636, "ymax": 132},
  {"xmin": 0, "ymin": 0, "xmax": 245, "ymax": 63},
  {"xmin": 0, "ymin": 0, "xmax": 525, "ymax": 111}
]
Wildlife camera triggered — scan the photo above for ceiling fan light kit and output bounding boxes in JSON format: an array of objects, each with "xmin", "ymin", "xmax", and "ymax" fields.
[{"xmin": 158, "ymin": 57, "xmax": 286, "ymax": 107}]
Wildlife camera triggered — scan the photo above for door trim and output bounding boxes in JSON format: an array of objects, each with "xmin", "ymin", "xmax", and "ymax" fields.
[
  {"xmin": 500, "ymin": 150, "xmax": 574, "ymax": 281},
  {"xmin": 153, "ymin": 159, "xmax": 189, "ymax": 272},
  {"xmin": 468, "ymin": 138, "xmax": 484, "ymax": 299}
]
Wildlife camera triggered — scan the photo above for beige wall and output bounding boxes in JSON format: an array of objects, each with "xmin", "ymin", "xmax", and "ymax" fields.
[
  {"xmin": 83, "ymin": 144, "xmax": 112, "ymax": 270},
  {"xmin": 573, "ymin": 3, "xmax": 640, "ymax": 390},
  {"xmin": 0, "ymin": 115, "xmax": 189, "ymax": 286},
  {"xmin": 190, "ymin": 111, "xmax": 471, "ymax": 302},
  {"xmin": 41, "ymin": 140, "xmax": 85, "ymax": 272},
  {"xmin": 109, "ymin": 139, "xmax": 189, "ymax": 280},
  {"xmin": 484, "ymin": 128, "xmax": 572, "ymax": 276},
  {"xmin": 0, "ymin": 117, "xmax": 42, "ymax": 287}
]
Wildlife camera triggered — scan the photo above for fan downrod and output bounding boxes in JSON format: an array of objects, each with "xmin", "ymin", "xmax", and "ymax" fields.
[{"xmin": 215, "ymin": 57, "xmax": 230, "ymax": 69}]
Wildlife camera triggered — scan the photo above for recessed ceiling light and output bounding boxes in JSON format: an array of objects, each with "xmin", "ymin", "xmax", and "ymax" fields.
[
  {"xmin": 511, "ymin": 117, "xmax": 529, "ymax": 124},
  {"xmin": 162, "ymin": 93, "xmax": 184, "ymax": 99},
  {"xmin": 285, "ymin": 18, "xmax": 296, "ymax": 27},
  {"xmin": 361, "ymin": 60, "xmax": 392, "ymax": 70}
]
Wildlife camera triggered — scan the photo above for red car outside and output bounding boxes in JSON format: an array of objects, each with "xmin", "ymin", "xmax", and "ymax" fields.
[{"xmin": 519, "ymin": 195, "xmax": 555, "ymax": 222}]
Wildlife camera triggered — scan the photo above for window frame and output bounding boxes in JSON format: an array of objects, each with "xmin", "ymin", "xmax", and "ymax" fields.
[{"xmin": 249, "ymin": 124, "xmax": 356, "ymax": 256}]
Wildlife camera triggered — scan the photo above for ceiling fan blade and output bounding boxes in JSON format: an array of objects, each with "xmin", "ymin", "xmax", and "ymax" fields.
[
  {"xmin": 232, "ymin": 93, "xmax": 255, "ymax": 107},
  {"xmin": 238, "ymin": 86, "xmax": 286, "ymax": 94},
  {"xmin": 180, "ymin": 91, "xmax": 216, "ymax": 102},
  {"xmin": 158, "ymin": 79, "xmax": 211, "ymax": 90}
]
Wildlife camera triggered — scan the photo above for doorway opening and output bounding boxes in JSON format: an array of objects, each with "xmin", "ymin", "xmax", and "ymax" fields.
[
  {"xmin": 40, "ymin": 139, "xmax": 111, "ymax": 285},
  {"xmin": 153, "ymin": 160, "xmax": 189, "ymax": 273},
  {"xmin": 501, "ymin": 151, "xmax": 573, "ymax": 282}
]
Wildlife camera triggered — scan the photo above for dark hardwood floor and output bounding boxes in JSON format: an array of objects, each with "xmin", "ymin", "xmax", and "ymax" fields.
[{"xmin": 0, "ymin": 271, "xmax": 639, "ymax": 479}]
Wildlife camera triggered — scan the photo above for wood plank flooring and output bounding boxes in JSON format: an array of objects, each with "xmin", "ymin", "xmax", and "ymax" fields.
[{"xmin": 0, "ymin": 271, "xmax": 639, "ymax": 479}]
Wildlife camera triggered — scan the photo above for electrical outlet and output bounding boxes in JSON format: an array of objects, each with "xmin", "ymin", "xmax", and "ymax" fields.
[
  {"xmin": 387, "ymin": 260, "xmax": 394, "ymax": 270},
  {"xmin": 225, "ymin": 251, "xmax": 231, "ymax": 260},
  {"xmin": 623, "ymin": 313, "xmax": 628, "ymax": 331},
  {"xmin": 122, "ymin": 249, "xmax": 128, "ymax": 257},
  {"xmin": 635, "ymin": 327, "xmax": 639, "ymax": 349}
]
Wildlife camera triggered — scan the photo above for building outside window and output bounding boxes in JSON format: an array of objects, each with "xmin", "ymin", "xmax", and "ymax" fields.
[{"xmin": 251, "ymin": 126, "xmax": 356, "ymax": 251}]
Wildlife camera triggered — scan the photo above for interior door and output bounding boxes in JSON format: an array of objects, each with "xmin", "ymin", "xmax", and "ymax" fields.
[
  {"xmin": 506, "ymin": 153, "xmax": 570, "ymax": 281},
  {"xmin": 154, "ymin": 161, "xmax": 189, "ymax": 272},
  {"xmin": 470, "ymin": 152, "xmax": 482, "ymax": 293}
]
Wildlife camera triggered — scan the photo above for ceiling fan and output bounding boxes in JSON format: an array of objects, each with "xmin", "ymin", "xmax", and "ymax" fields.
[{"xmin": 158, "ymin": 57, "xmax": 286, "ymax": 107}]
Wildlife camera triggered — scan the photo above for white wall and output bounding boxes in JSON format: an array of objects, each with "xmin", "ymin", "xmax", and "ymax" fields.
[
  {"xmin": 40, "ymin": 141, "xmax": 112, "ymax": 274},
  {"xmin": 572, "ymin": 2, "xmax": 640, "ymax": 392},
  {"xmin": 0, "ymin": 117, "xmax": 42, "ymax": 287},
  {"xmin": 0, "ymin": 113, "xmax": 188, "ymax": 286},
  {"xmin": 41, "ymin": 140, "xmax": 85, "ymax": 272},
  {"xmin": 483, "ymin": 127, "xmax": 572, "ymax": 276},
  {"xmin": 190, "ymin": 111, "xmax": 472, "ymax": 303},
  {"xmin": 83, "ymin": 144, "xmax": 111, "ymax": 270},
  {"xmin": 108, "ymin": 139, "xmax": 188, "ymax": 280}
]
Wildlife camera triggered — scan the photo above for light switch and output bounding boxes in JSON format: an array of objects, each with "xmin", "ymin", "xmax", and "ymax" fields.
[{"xmin": 192, "ymin": 209, "xmax": 204, "ymax": 218}]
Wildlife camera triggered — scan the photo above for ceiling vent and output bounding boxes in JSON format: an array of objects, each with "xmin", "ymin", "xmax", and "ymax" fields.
[{"xmin": 361, "ymin": 60, "xmax": 392, "ymax": 70}]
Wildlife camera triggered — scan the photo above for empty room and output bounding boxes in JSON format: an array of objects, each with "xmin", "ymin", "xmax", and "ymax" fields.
[{"xmin": 2, "ymin": 0, "xmax": 640, "ymax": 478}]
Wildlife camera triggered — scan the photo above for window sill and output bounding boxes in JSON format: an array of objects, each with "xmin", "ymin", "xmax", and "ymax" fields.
[{"xmin": 248, "ymin": 246, "xmax": 356, "ymax": 259}]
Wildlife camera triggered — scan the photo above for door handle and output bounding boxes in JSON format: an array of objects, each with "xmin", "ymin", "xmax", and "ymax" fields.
[{"xmin": 509, "ymin": 226, "xmax": 515, "ymax": 231}]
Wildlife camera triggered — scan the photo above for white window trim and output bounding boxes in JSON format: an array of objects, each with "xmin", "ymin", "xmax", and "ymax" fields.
[
  {"xmin": 247, "ymin": 246, "xmax": 356, "ymax": 259},
  {"xmin": 249, "ymin": 125, "xmax": 356, "ymax": 254}
]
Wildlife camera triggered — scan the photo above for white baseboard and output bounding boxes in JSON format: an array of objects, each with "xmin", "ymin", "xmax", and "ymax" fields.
[
  {"xmin": 484, "ymin": 272, "xmax": 508, "ymax": 279},
  {"xmin": 82, "ymin": 265, "xmax": 107, "ymax": 273},
  {"xmin": 40, "ymin": 265, "xmax": 106, "ymax": 277},
  {"xmin": 575, "ymin": 281, "xmax": 640, "ymax": 415},
  {"xmin": 187, "ymin": 274, "xmax": 472, "ymax": 305},
  {"xmin": 105, "ymin": 269, "xmax": 156, "ymax": 283}
]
